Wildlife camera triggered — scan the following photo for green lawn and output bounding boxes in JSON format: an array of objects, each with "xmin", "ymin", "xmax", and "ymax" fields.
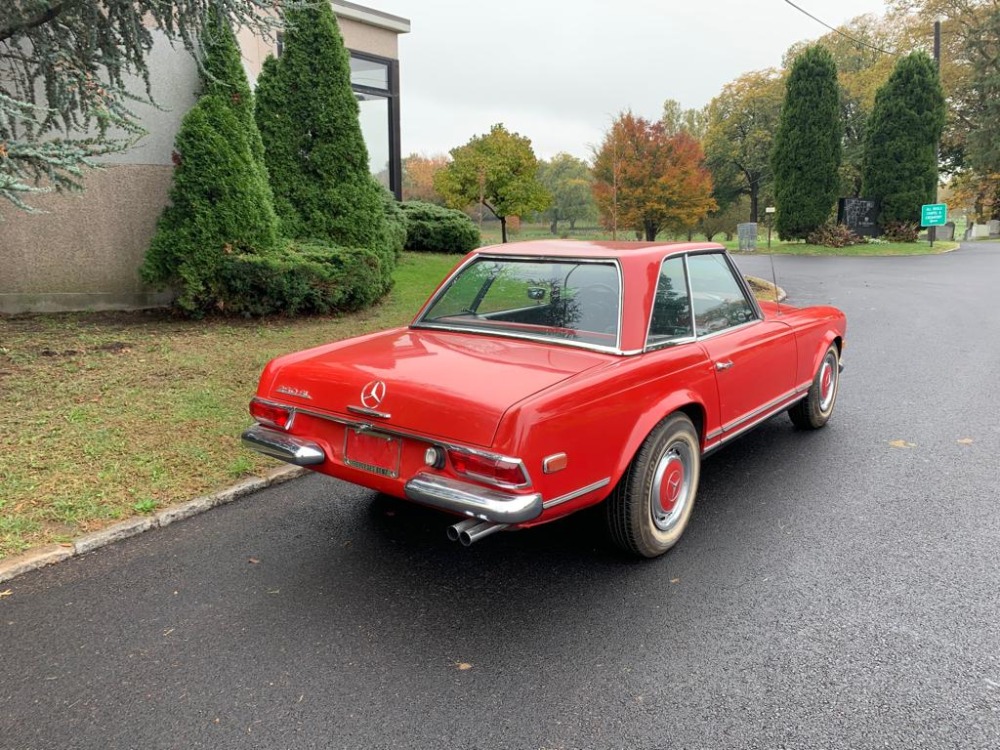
[
  {"xmin": 483, "ymin": 222, "xmax": 960, "ymax": 255},
  {"xmin": 0, "ymin": 252, "xmax": 460, "ymax": 558}
]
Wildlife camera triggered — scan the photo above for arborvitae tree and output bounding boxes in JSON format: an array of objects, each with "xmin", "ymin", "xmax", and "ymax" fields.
[
  {"xmin": 254, "ymin": 3, "xmax": 388, "ymax": 251},
  {"xmin": 200, "ymin": 8, "xmax": 266, "ymax": 164},
  {"xmin": 141, "ymin": 94, "xmax": 280, "ymax": 314},
  {"xmin": 772, "ymin": 45, "xmax": 842, "ymax": 240},
  {"xmin": 862, "ymin": 52, "xmax": 946, "ymax": 227}
]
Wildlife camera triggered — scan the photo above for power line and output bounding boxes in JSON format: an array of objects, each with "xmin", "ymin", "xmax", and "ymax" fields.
[{"xmin": 780, "ymin": 0, "xmax": 899, "ymax": 56}]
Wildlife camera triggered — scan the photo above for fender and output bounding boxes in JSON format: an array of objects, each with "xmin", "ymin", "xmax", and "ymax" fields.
[{"xmin": 611, "ymin": 388, "xmax": 709, "ymax": 484}]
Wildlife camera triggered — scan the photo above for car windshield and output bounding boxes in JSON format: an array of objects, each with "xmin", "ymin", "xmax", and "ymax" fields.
[{"xmin": 415, "ymin": 257, "xmax": 622, "ymax": 349}]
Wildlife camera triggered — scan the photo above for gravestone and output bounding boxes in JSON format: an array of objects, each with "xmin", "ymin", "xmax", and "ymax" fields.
[
  {"xmin": 837, "ymin": 197, "xmax": 879, "ymax": 237},
  {"xmin": 938, "ymin": 222, "xmax": 955, "ymax": 241},
  {"xmin": 989, "ymin": 220, "xmax": 1000, "ymax": 237},
  {"xmin": 972, "ymin": 223, "xmax": 991, "ymax": 239},
  {"xmin": 737, "ymin": 222, "xmax": 757, "ymax": 252}
]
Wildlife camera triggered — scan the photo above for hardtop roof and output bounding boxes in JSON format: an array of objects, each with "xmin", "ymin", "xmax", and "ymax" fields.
[{"xmin": 473, "ymin": 239, "xmax": 726, "ymax": 264}]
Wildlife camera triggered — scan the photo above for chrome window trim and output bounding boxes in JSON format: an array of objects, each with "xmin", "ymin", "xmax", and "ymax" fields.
[
  {"xmin": 644, "ymin": 254, "xmax": 695, "ymax": 353},
  {"xmin": 684, "ymin": 250, "xmax": 763, "ymax": 339},
  {"xmin": 412, "ymin": 253, "xmax": 625, "ymax": 355},
  {"xmin": 267, "ymin": 401, "xmax": 534, "ymax": 489},
  {"xmin": 408, "ymin": 322, "xmax": 625, "ymax": 356},
  {"xmin": 542, "ymin": 478, "xmax": 612, "ymax": 509}
]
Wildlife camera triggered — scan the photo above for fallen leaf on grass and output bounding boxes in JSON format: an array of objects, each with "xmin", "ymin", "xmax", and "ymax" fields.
[
  {"xmin": 957, "ymin": 438, "xmax": 974, "ymax": 445},
  {"xmin": 888, "ymin": 440, "xmax": 916, "ymax": 449},
  {"xmin": 456, "ymin": 662, "xmax": 472, "ymax": 671}
]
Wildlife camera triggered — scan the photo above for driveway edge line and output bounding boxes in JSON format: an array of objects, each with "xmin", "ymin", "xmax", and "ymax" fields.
[{"xmin": 0, "ymin": 465, "xmax": 307, "ymax": 584}]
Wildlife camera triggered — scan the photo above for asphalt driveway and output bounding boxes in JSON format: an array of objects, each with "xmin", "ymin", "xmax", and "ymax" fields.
[{"xmin": 2, "ymin": 243, "xmax": 999, "ymax": 749}]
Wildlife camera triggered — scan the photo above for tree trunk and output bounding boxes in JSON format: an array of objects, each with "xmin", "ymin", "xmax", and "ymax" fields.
[
  {"xmin": 501, "ymin": 216, "xmax": 508, "ymax": 243},
  {"xmin": 749, "ymin": 188, "xmax": 759, "ymax": 223},
  {"xmin": 569, "ymin": 218, "xmax": 576, "ymax": 230},
  {"xmin": 550, "ymin": 219, "xmax": 558, "ymax": 235},
  {"xmin": 643, "ymin": 219, "xmax": 658, "ymax": 241}
]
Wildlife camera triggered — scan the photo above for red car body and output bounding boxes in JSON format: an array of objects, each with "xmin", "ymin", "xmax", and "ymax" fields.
[{"xmin": 244, "ymin": 241, "xmax": 846, "ymax": 556}]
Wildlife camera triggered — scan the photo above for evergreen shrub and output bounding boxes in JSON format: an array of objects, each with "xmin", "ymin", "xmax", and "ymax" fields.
[
  {"xmin": 401, "ymin": 201, "xmax": 480, "ymax": 254},
  {"xmin": 217, "ymin": 241, "xmax": 389, "ymax": 317},
  {"xmin": 806, "ymin": 223, "xmax": 862, "ymax": 248},
  {"xmin": 141, "ymin": 94, "xmax": 280, "ymax": 315},
  {"xmin": 380, "ymin": 187, "xmax": 408, "ymax": 258},
  {"xmin": 882, "ymin": 221, "xmax": 920, "ymax": 243}
]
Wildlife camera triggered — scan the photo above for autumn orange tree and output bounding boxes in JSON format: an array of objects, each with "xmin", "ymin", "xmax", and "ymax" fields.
[
  {"xmin": 402, "ymin": 153, "xmax": 449, "ymax": 204},
  {"xmin": 592, "ymin": 112, "xmax": 716, "ymax": 241}
]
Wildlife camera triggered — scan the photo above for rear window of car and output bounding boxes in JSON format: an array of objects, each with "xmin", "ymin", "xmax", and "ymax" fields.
[{"xmin": 415, "ymin": 257, "xmax": 621, "ymax": 349}]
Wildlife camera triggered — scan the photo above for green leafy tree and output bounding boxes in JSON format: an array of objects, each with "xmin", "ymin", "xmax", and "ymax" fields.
[
  {"xmin": 537, "ymin": 153, "xmax": 597, "ymax": 234},
  {"xmin": 965, "ymin": 6, "xmax": 1000, "ymax": 178},
  {"xmin": 0, "ymin": 0, "xmax": 277, "ymax": 213},
  {"xmin": 661, "ymin": 99, "xmax": 708, "ymax": 140},
  {"xmin": 254, "ymin": 2, "xmax": 388, "ymax": 255},
  {"xmin": 704, "ymin": 69, "xmax": 785, "ymax": 223},
  {"xmin": 772, "ymin": 45, "xmax": 843, "ymax": 240},
  {"xmin": 141, "ymin": 94, "xmax": 280, "ymax": 314},
  {"xmin": 862, "ymin": 51, "xmax": 946, "ymax": 227},
  {"xmin": 434, "ymin": 124, "xmax": 550, "ymax": 243}
]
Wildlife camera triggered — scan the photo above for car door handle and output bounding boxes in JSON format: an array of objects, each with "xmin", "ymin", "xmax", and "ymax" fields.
[{"xmin": 715, "ymin": 360, "xmax": 734, "ymax": 371}]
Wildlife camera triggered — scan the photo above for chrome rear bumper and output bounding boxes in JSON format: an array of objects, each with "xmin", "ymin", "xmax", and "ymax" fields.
[
  {"xmin": 241, "ymin": 425, "xmax": 326, "ymax": 466},
  {"xmin": 243, "ymin": 426, "xmax": 542, "ymax": 523},
  {"xmin": 405, "ymin": 473, "xmax": 542, "ymax": 524}
]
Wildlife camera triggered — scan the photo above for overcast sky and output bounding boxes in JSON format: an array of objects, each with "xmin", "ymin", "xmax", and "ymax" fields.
[{"xmin": 374, "ymin": 0, "xmax": 893, "ymax": 161}]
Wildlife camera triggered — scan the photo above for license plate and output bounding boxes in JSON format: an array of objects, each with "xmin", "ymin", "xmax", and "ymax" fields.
[{"xmin": 344, "ymin": 428, "xmax": 401, "ymax": 478}]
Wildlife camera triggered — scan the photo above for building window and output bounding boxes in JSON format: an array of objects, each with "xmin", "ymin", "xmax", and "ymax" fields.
[{"xmin": 349, "ymin": 50, "xmax": 401, "ymax": 198}]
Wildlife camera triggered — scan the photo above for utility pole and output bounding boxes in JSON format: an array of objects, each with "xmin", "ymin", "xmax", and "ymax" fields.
[{"xmin": 929, "ymin": 19, "xmax": 942, "ymax": 247}]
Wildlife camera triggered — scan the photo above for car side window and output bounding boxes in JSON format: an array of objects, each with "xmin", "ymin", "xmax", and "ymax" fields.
[
  {"xmin": 647, "ymin": 256, "xmax": 693, "ymax": 346},
  {"xmin": 686, "ymin": 253, "xmax": 757, "ymax": 336}
]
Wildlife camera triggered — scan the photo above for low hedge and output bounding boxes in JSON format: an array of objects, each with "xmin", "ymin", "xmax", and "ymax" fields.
[
  {"xmin": 215, "ymin": 241, "xmax": 392, "ymax": 317},
  {"xmin": 381, "ymin": 188, "xmax": 408, "ymax": 258},
  {"xmin": 401, "ymin": 201, "xmax": 480, "ymax": 254}
]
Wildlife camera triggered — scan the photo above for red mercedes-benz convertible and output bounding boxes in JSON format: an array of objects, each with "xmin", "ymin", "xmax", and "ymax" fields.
[{"xmin": 243, "ymin": 240, "xmax": 846, "ymax": 557}]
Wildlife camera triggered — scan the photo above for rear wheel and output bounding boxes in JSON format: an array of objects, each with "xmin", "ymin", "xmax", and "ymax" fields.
[
  {"xmin": 789, "ymin": 343, "xmax": 840, "ymax": 429},
  {"xmin": 606, "ymin": 413, "xmax": 701, "ymax": 558}
]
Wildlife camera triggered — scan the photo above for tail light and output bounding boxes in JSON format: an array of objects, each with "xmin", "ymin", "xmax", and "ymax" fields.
[
  {"xmin": 249, "ymin": 398, "xmax": 294, "ymax": 430},
  {"xmin": 447, "ymin": 448, "xmax": 529, "ymax": 488}
]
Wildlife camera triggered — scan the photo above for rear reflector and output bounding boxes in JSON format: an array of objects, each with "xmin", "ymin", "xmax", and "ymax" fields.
[
  {"xmin": 249, "ymin": 398, "xmax": 293, "ymax": 430},
  {"xmin": 447, "ymin": 449, "xmax": 528, "ymax": 488}
]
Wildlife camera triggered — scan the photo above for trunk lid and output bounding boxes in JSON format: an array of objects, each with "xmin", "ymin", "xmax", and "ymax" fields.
[{"xmin": 260, "ymin": 328, "xmax": 613, "ymax": 447}]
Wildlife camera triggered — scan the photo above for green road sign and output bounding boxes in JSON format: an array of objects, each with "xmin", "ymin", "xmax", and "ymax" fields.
[{"xmin": 921, "ymin": 203, "xmax": 947, "ymax": 227}]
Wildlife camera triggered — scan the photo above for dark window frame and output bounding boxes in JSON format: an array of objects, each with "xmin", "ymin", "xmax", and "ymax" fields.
[{"xmin": 347, "ymin": 48, "xmax": 402, "ymax": 199}]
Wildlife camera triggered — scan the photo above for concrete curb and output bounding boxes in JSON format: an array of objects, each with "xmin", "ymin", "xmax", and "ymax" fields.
[{"xmin": 0, "ymin": 465, "xmax": 307, "ymax": 584}]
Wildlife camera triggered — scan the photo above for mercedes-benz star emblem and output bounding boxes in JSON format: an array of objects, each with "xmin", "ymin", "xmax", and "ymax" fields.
[{"xmin": 360, "ymin": 380, "xmax": 387, "ymax": 409}]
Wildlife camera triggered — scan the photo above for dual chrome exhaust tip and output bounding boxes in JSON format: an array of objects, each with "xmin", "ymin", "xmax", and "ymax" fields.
[{"xmin": 446, "ymin": 518, "xmax": 508, "ymax": 546}]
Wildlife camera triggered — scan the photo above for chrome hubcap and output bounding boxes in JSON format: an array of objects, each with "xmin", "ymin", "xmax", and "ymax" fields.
[
  {"xmin": 651, "ymin": 442, "xmax": 692, "ymax": 532},
  {"xmin": 819, "ymin": 352, "xmax": 837, "ymax": 412}
]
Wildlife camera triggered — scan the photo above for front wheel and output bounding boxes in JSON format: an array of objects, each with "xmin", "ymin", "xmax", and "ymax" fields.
[
  {"xmin": 606, "ymin": 413, "xmax": 701, "ymax": 558},
  {"xmin": 789, "ymin": 343, "xmax": 840, "ymax": 429}
]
